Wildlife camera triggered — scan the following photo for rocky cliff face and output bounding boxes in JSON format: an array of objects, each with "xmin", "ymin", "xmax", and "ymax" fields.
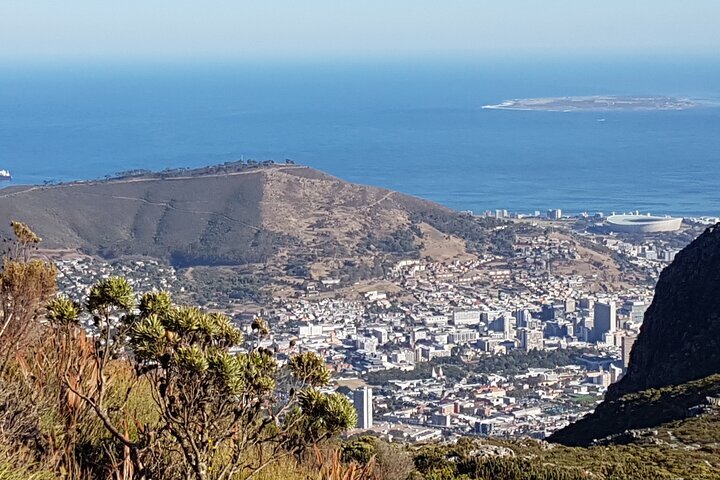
[
  {"xmin": 550, "ymin": 223, "xmax": 720, "ymax": 446},
  {"xmin": 607, "ymin": 223, "xmax": 720, "ymax": 401}
]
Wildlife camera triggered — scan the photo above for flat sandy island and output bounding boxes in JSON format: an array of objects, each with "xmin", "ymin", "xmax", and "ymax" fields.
[{"xmin": 482, "ymin": 95, "xmax": 697, "ymax": 112}]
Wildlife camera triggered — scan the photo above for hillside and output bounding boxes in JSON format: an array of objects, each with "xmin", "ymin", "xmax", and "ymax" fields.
[
  {"xmin": 550, "ymin": 223, "xmax": 720, "ymax": 447},
  {"xmin": 406, "ymin": 430, "xmax": 720, "ymax": 479},
  {"xmin": 0, "ymin": 163, "xmax": 515, "ymax": 273}
]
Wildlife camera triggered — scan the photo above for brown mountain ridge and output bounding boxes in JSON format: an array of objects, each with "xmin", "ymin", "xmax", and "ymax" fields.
[{"xmin": 0, "ymin": 163, "xmax": 514, "ymax": 273}]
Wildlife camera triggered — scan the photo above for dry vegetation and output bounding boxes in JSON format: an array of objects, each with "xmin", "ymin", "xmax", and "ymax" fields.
[{"xmin": 0, "ymin": 222, "xmax": 363, "ymax": 480}]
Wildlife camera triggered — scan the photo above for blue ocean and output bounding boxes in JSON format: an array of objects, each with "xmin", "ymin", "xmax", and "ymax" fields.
[{"xmin": 1, "ymin": 57, "xmax": 718, "ymax": 216}]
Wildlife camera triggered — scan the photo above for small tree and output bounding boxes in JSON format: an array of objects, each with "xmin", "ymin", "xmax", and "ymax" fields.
[
  {"xmin": 50, "ymin": 283, "xmax": 356, "ymax": 480},
  {"xmin": 0, "ymin": 221, "xmax": 56, "ymax": 368}
]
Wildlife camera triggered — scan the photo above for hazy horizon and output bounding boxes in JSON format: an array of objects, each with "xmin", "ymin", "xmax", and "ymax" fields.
[{"xmin": 1, "ymin": 1, "xmax": 719, "ymax": 62}]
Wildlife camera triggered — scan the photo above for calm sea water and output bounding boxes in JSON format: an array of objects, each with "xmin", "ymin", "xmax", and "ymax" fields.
[{"xmin": 1, "ymin": 58, "xmax": 719, "ymax": 216}]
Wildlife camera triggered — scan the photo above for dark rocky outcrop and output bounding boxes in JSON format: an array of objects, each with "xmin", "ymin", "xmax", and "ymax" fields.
[
  {"xmin": 550, "ymin": 223, "xmax": 720, "ymax": 446},
  {"xmin": 609, "ymin": 222, "xmax": 720, "ymax": 400}
]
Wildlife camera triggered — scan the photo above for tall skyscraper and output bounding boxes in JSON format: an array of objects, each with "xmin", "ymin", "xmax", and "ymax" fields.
[
  {"xmin": 514, "ymin": 309, "xmax": 532, "ymax": 328},
  {"xmin": 621, "ymin": 335, "xmax": 637, "ymax": 368},
  {"xmin": 518, "ymin": 328, "xmax": 544, "ymax": 352},
  {"xmin": 579, "ymin": 315, "xmax": 594, "ymax": 343},
  {"xmin": 541, "ymin": 304, "xmax": 555, "ymax": 321},
  {"xmin": 547, "ymin": 208, "xmax": 562, "ymax": 220},
  {"xmin": 353, "ymin": 387, "xmax": 373, "ymax": 429},
  {"xmin": 564, "ymin": 298, "xmax": 576, "ymax": 313},
  {"xmin": 579, "ymin": 297, "xmax": 594, "ymax": 311},
  {"xmin": 593, "ymin": 301, "xmax": 616, "ymax": 342},
  {"xmin": 629, "ymin": 302, "xmax": 648, "ymax": 324},
  {"xmin": 501, "ymin": 315, "xmax": 515, "ymax": 340}
]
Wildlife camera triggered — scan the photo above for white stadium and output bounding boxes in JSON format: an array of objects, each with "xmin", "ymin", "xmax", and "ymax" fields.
[{"xmin": 605, "ymin": 214, "xmax": 683, "ymax": 233}]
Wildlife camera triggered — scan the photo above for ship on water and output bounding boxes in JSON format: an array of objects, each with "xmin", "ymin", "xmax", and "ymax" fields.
[{"xmin": 0, "ymin": 170, "xmax": 11, "ymax": 180}]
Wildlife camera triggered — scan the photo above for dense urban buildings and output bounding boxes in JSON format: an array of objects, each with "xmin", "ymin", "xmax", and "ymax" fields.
[{"xmin": 52, "ymin": 212, "xmax": 705, "ymax": 443}]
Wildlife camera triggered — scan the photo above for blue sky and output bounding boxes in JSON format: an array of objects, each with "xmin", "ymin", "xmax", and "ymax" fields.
[{"xmin": 1, "ymin": 1, "xmax": 718, "ymax": 61}]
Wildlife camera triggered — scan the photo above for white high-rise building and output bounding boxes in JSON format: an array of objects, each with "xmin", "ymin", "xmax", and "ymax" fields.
[
  {"xmin": 518, "ymin": 328, "xmax": 544, "ymax": 352},
  {"xmin": 547, "ymin": 208, "xmax": 562, "ymax": 220},
  {"xmin": 353, "ymin": 387, "xmax": 373, "ymax": 429},
  {"xmin": 501, "ymin": 315, "xmax": 515, "ymax": 340},
  {"xmin": 593, "ymin": 301, "xmax": 616, "ymax": 342}
]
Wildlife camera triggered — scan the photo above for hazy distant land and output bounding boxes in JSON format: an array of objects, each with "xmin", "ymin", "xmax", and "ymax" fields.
[{"xmin": 482, "ymin": 95, "xmax": 698, "ymax": 112}]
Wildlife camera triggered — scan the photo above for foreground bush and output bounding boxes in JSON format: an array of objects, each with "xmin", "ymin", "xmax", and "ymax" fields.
[
  {"xmin": 45, "ymin": 281, "xmax": 356, "ymax": 480},
  {"xmin": 0, "ymin": 222, "xmax": 356, "ymax": 480}
]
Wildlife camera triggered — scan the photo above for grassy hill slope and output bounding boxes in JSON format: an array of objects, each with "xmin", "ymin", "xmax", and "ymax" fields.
[{"xmin": 0, "ymin": 164, "xmax": 518, "ymax": 271}]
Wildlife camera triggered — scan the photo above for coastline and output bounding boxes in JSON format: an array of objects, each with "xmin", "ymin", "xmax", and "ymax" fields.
[{"xmin": 0, "ymin": 161, "xmax": 715, "ymax": 220}]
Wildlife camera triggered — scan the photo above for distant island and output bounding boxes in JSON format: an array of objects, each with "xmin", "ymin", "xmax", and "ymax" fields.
[{"xmin": 482, "ymin": 95, "xmax": 698, "ymax": 112}]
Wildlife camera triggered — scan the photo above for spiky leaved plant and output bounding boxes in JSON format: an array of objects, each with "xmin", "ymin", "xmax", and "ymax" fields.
[{"xmin": 50, "ymin": 286, "xmax": 356, "ymax": 480}]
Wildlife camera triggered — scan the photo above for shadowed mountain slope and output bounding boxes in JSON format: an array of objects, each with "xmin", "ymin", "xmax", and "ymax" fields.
[
  {"xmin": 550, "ymin": 223, "xmax": 720, "ymax": 446},
  {"xmin": 608, "ymin": 223, "xmax": 720, "ymax": 400}
]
